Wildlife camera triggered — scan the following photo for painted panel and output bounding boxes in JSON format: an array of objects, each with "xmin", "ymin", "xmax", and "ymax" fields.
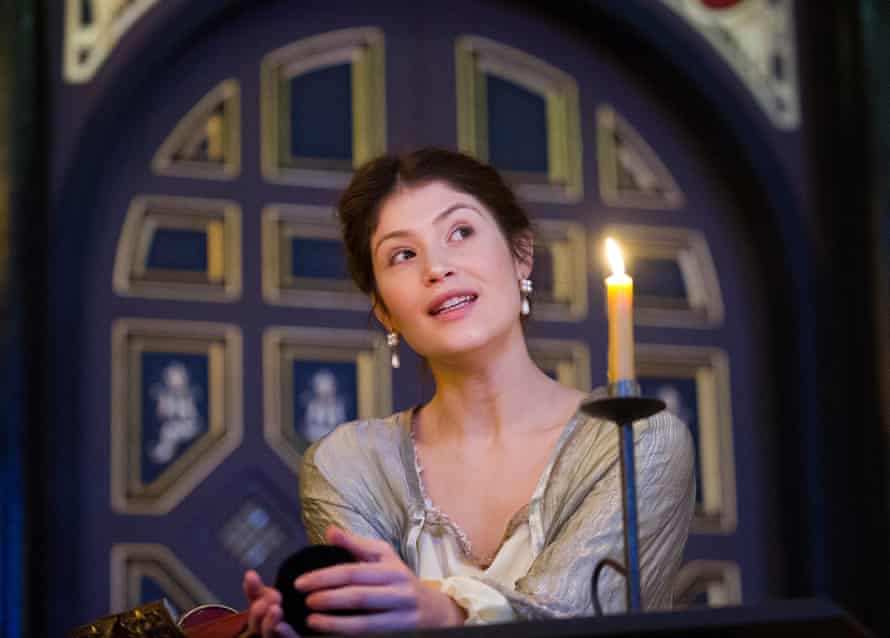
[
  {"xmin": 110, "ymin": 319, "xmax": 243, "ymax": 515},
  {"xmin": 263, "ymin": 326, "xmax": 391, "ymax": 474}
]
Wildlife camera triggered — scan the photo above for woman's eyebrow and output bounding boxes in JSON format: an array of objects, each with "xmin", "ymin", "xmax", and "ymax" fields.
[{"xmin": 373, "ymin": 203, "xmax": 481, "ymax": 256}]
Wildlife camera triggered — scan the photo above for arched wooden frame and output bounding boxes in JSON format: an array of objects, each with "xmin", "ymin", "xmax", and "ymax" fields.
[{"xmin": 42, "ymin": 2, "xmax": 821, "ymax": 634}]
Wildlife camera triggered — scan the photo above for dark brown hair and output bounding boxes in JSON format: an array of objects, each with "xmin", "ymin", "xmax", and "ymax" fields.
[{"xmin": 337, "ymin": 148, "xmax": 534, "ymax": 314}]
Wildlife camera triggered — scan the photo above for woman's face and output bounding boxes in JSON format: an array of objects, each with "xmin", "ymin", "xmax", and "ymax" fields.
[{"xmin": 370, "ymin": 180, "xmax": 530, "ymax": 362}]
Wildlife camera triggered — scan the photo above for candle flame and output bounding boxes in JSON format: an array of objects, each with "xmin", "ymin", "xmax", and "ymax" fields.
[{"xmin": 605, "ymin": 238, "xmax": 625, "ymax": 276}]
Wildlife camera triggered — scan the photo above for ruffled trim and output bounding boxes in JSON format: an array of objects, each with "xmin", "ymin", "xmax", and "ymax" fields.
[{"xmin": 409, "ymin": 410, "xmax": 530, "ymax": 569}]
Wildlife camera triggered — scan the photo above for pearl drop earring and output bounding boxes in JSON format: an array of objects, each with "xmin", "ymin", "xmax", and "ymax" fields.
[
  {"xmin": 520, "ymin": 278, "xmax": 533, "ymax": 316},
  {"xmin": 386, "ymin": 331, "xmax": 400, "ymax": 368}
]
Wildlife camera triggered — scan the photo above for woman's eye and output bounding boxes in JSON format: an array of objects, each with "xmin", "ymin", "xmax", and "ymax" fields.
[
  {"xmin": 390, "ymin": 249, "xmax": 415, "ymax": 265},
  {"xmin": 450, "ymin": 225, "xmax": 474, "ymax": 241}
]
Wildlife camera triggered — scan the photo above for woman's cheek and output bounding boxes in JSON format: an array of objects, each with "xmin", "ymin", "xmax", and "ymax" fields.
[{"xmin": 379, "ymin": 272, "xmax": 416, "ymax": 322}]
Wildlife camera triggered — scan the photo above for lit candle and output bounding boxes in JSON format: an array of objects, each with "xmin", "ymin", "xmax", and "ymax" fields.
[{"xmin": 605, "ymin": 238, "xmax": 635, "ymax": 383}]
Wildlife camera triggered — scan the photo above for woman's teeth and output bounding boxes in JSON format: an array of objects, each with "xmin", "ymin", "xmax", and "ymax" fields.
[{"xmin": 432, "ymin": 295, "xmax": 476, "ymax": 315}]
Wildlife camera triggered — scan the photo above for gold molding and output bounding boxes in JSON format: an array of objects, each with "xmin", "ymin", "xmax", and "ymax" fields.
[
  {"xmin": 109, "ymin": 543, "xmax": 217, "ymax": 614},
  {"xmin": 64, "ymin": 0, "xmax": 160, "ymax": 84},
  {"xmin": 456, "ymin": 35, "xmax": 582, "ymax": 203},
  {"xmin": 528, "ymin": 338, "xmax": 591, "ymax": 392},
  {"xmin": 152, "ymin": 79, "xmax": 241, "ymax": 180},
  {"xmin": 113, "ymin": 195, "xmax": 242, "ymax": 302},
  {"xmin": 533, "ymin": 219, "xmax": 588, "ymax": 322},
  {"xmin": 261, "ymin": 204, "xmax": 367, "ymax": 310},
  {"xmin": 599, "ymin": 224, "xmax": 723, "ymax": 328},
  {"xmin": 597, "ymin": 104, "xmax": 685, "ymax": 210},
  {"xmin": 261, "ymin": 27, "xmax": 386, "ymax": 188},
  {"xmin": 674, "ymin": 560, "xmax": 743, "ymax": 607},
  {"xmin": 263, "ymin": 326, "xmax": 391, "ymax": 476},
  {"xmin": 110, "ymin": 319, "xmax": 243, "ymax": 515},
  {"xmin": 636, "ymin": 343, "xmax": 737, "ymax": 534},
  {"xmin": 659, "ymin": 0, "xmax": 799, "ymax": 129}
]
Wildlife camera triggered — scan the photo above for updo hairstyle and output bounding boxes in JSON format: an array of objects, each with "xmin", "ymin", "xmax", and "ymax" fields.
[{"xmin": 337, "ymin": 148, "xmax": 534, "ymax": 314}]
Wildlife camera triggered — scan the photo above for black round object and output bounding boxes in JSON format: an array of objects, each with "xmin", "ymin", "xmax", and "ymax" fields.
[
  {"xmin": 274, "ymin": 545, "xmax": 359, "ymax": 636},
  {"xmin": 580, "ymin": 396, "xmax": 666, "ymax": 424}
]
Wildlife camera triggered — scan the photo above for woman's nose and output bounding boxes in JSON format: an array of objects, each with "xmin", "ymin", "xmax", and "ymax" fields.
[{"xmin": 425, "ymin": 262, "xmax": 455, "ymax": 285}]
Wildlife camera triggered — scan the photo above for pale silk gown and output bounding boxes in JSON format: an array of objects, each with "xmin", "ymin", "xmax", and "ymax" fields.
[{"xmin": 300, "ymin": 397, "xmax": 696, "ymax": 624}]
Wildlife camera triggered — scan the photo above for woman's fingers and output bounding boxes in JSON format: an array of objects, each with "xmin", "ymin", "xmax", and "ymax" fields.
[
  {"xmin": 260, "ymin": 603, "xmax": 281, "ymax": 637},
  {"xmin": 325, "ymin": 525, "xmax": 392, "ymax": 562},
  {"xmin": 305, "ymin": 584, "xmax": 414, "ymax": 612},
  {"xmin": 258, "ymin": 603, "xmax": 300, "ymax": 638},
  {"xmin": 243, "ymin": 570, "xmax": 266, "ymax": 602},
  {"xmin": 247, "ymin": 596, "xmax": 270, "ymax": 635},
  {"xmin": 295, "ymin": 561, "xmax": 407, "ymax": 592},
  {"xmin": 245, "ymin": 582, "xmax": 282, "ymax": 635},
  {"xmin": 307, "ymin": 609, "xmax": 420, "ymax": 635}
]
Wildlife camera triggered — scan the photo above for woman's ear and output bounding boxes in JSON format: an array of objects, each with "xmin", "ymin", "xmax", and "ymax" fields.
[{"xmin": 514, "ymin": 230, "xmax": 535, "ymax": 280}]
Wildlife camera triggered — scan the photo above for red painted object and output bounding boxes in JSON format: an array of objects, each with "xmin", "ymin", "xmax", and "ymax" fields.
[
  {"xmin": 178, "ymin": 605, "xmax": 250, "ymax": 638},
  {"xmin": 700, "ymin": 0, "xmax": 743, "ymax": 9}
]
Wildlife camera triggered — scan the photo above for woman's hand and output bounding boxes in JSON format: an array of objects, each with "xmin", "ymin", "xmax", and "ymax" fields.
[
  {"xmin": 242, "ymin": 569, "xmax": 299, "ymax": 638},
  {"xmin": 294, "ymin": 526, "xmax": 467, "ymax": 634}
]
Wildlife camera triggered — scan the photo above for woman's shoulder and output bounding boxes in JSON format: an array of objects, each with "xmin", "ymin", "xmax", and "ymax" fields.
[
  {"xmin": 299, "ymin": 410, "xmax": 418, "ymax": 541},
  {"xmin": 570, "ymin": 388, "xmax": 694, "ymax": 454},
  {"xmin": 301, "ymin": 409, "xmax": 415, "ymax": 497},
  {"xmin": 551, "ymin": 393, "xmax": 695, "ymax": 491},
  {"xmin": 540, "ymin": 395, "xmax": 695, "ymax": 529},
  {"xmin": 305, "ymin": 409, "xmax": 409, "ymax": 463}
]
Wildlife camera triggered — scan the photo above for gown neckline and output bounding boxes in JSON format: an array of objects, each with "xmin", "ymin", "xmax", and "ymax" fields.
[{"xmin": 402, "ymin": 403, "xmax": 584, "ymax": 569}]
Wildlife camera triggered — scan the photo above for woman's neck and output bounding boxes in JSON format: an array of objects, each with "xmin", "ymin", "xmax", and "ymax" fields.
[{"xmin": 421, "ymin": 330, "xmax": 577, "ymax": 443}]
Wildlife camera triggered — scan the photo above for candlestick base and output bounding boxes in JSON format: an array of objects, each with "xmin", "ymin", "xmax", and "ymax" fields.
[{"xmin": 581, "ymin": 396, "xmax": 665, "ymax": 424}]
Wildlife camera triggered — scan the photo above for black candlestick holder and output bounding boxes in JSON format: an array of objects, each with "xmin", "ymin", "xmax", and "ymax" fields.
[{"xmin": 581, "ymin": 380, "xmax": 665, "ymax": 614}]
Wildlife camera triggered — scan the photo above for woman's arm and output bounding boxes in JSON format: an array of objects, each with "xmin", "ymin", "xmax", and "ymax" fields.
[
  {"xmin": 295, "ymin": 526, "xmax": 466, "ymax": 633},
  {"xmin": 297, "ymin": 437, "xmax": 467, "ymax": 634},
  {"xmin": 299, "ymin": 439, "xmax": 393, "ymax": 545}
]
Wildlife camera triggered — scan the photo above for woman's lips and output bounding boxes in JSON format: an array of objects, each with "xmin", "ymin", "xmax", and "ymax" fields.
[{"xmin": 428, "ymin": 294, "xmax": 478, "ymax": 320}]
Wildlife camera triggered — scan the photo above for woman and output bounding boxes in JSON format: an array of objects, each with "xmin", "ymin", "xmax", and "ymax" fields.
[{"xmin": 243, "ymin": 149, "xmax": 695, "ymax": 636}]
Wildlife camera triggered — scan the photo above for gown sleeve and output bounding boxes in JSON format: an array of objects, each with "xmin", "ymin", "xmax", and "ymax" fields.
[
  {"xmin": 482, "ymin": 410, "xmax": 696, "ymax": 619},
  {"xmin": 433, "ymin": 575, "xmax": 517, "ymax": 624},
  {"xmin": 299, "ymin": 435, "xmax": 395, "ymax": 546}
]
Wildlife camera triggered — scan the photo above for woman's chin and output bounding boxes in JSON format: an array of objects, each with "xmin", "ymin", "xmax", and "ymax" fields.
[{"xmin": 419, "ymin": 328, "xmax": 515, "ymax": 364}]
